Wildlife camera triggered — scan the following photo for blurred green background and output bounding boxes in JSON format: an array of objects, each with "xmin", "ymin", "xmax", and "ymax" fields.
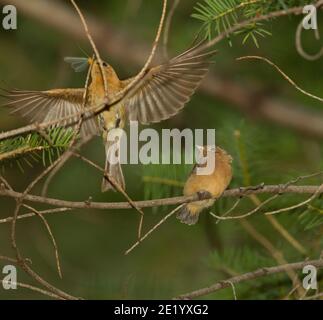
[{"xmin": 0, "ymin": 0, "xmax": 322, "ymax": 300}]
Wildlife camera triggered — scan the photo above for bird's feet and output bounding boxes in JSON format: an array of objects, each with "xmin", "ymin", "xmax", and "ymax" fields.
[{"xmin": 197, "ymin": 190, "xmax": 213, "ymax": 201}]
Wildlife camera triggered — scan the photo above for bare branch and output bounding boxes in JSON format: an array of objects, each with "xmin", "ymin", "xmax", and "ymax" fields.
[
  {"xmin": 73, "ymin": 153, "xmax": 146, "ymax": 239},
  {"xmin": 210, "ymin": 194, "xmax": 279, "ymax": 221},
  {"xmin": 176, "ymin": 259, "xmax": 323, "ymax": 300},
  {"xmin": 1, "ymin": 279, "xmax": 64, "ymax": 300},
  {"xmin": 70, "ymin": 0, "xmax": 108, "ymax": 96},
  {"xmin": 239, "ymin": 219, "xmax": 304, "ymax": 296},
  {"xmin": 302, "ymin": 292, "xmax": 323, "ymax": 300},
  {"xmin": 163, "ymin": 0, "xmax": 180, "ymax": 60},
  {"xmin": 0, "ymin": 255, "xmax": 17, "ymax": 264},
  {"xmin": 9, "ymin": 167, "xmax": 80, "ymax": 299},
  {"xmin": 125, "ymin": 204, "xmax": 185, "ymax": 255},
  {"xmin": 0, "ymin": 208, "xmax": 72, "ymax": 224},
  {"xmin": 117, "ymin": 0, "xmax": 168, "ymax": 100},
  {"xmin": 213, "ymin": 198, "xmax": 242, "ymax": 225},
  {"xmin": 0, "ymin": 185, "xmax": 321, "ymax": 218},
  {"xmin": 23, "ymin": 204, "xmax": 63, "ymax": 279},
  {"xmin": 237, "ymin": 56, "xmax": 323, "ymax": 103},
  {"xmin": 265, "ymin": 184, "xmax": 323, "ymax": 216}
]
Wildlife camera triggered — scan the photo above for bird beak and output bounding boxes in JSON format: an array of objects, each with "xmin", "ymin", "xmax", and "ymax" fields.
[
  {"xmin": 209, "ymin": 145, "xmax": 217, "ymax": 153},
  {"xmin": 196, "ymin": 145, "xmax": 204, "ymax": 153},
  {"xmin": 195, "ymin": 145, "xmax": 205, "ymax": 162}
]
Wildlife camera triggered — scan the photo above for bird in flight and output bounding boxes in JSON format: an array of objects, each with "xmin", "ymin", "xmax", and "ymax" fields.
[{"xmin": 1, "ymin": 43, "xmax": 216, "ymax": 192}]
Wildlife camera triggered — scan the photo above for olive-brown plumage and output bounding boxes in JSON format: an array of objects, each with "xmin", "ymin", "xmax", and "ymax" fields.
[
  {"xmin": 177, "ymin": 146, "xmax": 233, "ymax": 225},
  {"xmin": 1, "ymin": 44, "xmax": 216, "ymax": 192}
]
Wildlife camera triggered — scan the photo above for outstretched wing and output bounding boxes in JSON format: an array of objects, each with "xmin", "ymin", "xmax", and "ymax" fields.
[
  {"xmin": 123, "ymin": 44, "xmax": 216, "ymax": 124},
  {"xmin": 0, "ymin": 88, "xmax": 99, "ymax": 138}
]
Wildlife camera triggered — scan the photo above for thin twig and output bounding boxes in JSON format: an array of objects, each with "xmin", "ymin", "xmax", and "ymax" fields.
[
  {"xmin": 0, "ymin": 255, "xmax": 64, "ymax": 299},
  {"xmin": 226, "ymin": 281, "xmax": 237, "ymax": 300},
  {"xmin": 237, "ymin": 56, "xmax": 323, "ymax": 103},
  {"xmin": 23, "ymin": 204, "xmax": 62, "ymax": 279},
  {"xmin": 118, "ymin": 0, "xmax": 168, "ymax": 100},
  {"xmin": 0, "ymin": 255, "xmax": 17, "ymax": 264},
  {"xmin": 0, "ymin": 208, "xmax": 72, "ymax": 224},
  {"xmin": 213, "ymin": 198, "xmax": 242, "ymax": 225},
  {"xmin": 163, "ymin": 0, "xmax": 180, "ymax": 60},
  {"xmin": 125, "ymin": 204, "xmax": 185, "ymax": 255},
  {"xmin": 239, "ymin": 219, "xmax": 304, "ymax": 296},
  {"xmin": 10, "ymin": 160, "xmax": 80, "ymax": 300},
  {"xmin": 302, "ymin": 292, "xmax": 323, "ymax": 300},
  {"xmin": 265, "ymin": 184, "xmax": 323, "ymax": 216},
  {"xmin": 210, "ymin": 195, "xmax": 279, "ymax": 221},
  {"xmin": 70, "ymin": 0, "xmax": 108, "ymax": 97},
  {"xmin": 73, "ymin": 152, "xmax": 146, "ymax": 239},
  {"xmin": 1, "ymin": 279, "xmax": 64, "ymax": 300}
]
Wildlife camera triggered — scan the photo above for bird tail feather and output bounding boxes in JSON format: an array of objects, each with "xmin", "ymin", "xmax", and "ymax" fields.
[
  {"xmin": 101, "ymin": 140, "xmax": 125, "ymax": 192},
  {"xmin": 101, "ymin": 161, "xmax": 125, "ymax": 192},
  {"xmin": 176, "ymin": 204, "xmax": 201, "ymax": 226}
]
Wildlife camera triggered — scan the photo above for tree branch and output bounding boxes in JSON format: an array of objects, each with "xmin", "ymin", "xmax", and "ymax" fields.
[
  {"xmin": 1, "ymin": 279, "xmax": 64, "ymax": 300},
  {"xmin": 0, "ymin": 185, "xmax": 321, "ymax": 217},
  {"xmin": 176, "ymin": 259, "xmax": 323, "ymax": 299}
]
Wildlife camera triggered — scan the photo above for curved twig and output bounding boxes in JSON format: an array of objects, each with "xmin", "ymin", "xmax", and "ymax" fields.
[
  {"xmin": 237, "ymin": 56, "xmax": 323, "ymax": 103},
  {"xmin": 163, "ymin": 0, "xmax": 180, "ymax": 60}
]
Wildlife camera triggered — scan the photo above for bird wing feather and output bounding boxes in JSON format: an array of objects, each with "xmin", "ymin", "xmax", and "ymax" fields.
[
  {"xmin": 0, "ymin": 88, "xmax": 99, "ymax": 138},
  {"xmin": 122, "ymin": 44, "xmax": 217, "ymax": 125}
]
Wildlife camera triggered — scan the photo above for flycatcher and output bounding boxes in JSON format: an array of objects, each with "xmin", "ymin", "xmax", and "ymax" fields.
[
  {"xmin": 177, "ymin": 145, "xmax": 233, "ymax": 225},
  {"xmin": 1, "ymin": 44, "xmax": 216, "ymax": 192}
]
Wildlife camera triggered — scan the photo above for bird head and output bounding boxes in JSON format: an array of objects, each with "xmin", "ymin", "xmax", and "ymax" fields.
[
  {"xmin": 196, "ymin": 145, "xmax": 217, "ymax": 158},
  {"xmin": 195, "ymin": 145, "xmax": 217, "ymax": 170},
  {"xmin": 198, "ymin": 145, "xmax": 233, "ymax": 164},
  {"xmin": 88, "ymin": 57, "xmax": 119, "ymax": 81}
]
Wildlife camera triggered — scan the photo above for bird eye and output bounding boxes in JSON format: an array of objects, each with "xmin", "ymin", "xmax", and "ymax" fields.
[{"xmin": 103, "ymin": 62, "xmax": 108, "ymax": 67}]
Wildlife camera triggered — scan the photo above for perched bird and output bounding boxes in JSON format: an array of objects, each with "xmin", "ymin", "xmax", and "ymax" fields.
[
  {"xmin": 177, "ymin": 145, "xmax": 233, "ymax": 225},
  {"xmin": 1, "ymin": 43, "xmax": 216, "ymax": 192}
]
